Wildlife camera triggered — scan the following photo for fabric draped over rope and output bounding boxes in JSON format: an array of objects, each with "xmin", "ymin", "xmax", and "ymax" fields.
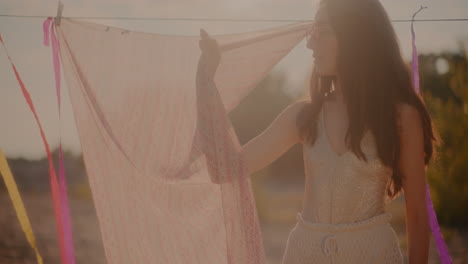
[{"xmin": 55, "ymin": 18, "xmax": 312, "ymax": 263}]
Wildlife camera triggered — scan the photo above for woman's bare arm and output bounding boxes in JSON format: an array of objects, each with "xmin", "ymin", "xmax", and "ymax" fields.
[
  {"xmin": 399, "ymin": 103, "xmax": 430, "ymax": 264},
  {"xmin": 196, "ymin": 30, "xmax": 307, "ymax": 180},
  {"xmin": 240, "ymin": 99, "xmax": 309, "ymax": 175}
]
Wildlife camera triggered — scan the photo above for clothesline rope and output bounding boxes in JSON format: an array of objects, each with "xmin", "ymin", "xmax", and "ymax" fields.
[{"xmin": 0, "ymin": 14, "xmax": 468, "ymax": 22}]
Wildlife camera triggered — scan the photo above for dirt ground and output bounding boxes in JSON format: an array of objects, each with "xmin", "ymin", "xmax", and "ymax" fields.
[
  {"xmin": 0, "ymin": 191, "xmax": 105, "ymax": 264},
  {"xmin": 0, "ymin": 190, "xmax": 466, "ymax": 263}
]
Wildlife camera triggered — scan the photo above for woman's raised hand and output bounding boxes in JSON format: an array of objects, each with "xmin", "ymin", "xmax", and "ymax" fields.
[{"xmin": 198, "ymin": 28, "xmax": 221, "ymax": 80}]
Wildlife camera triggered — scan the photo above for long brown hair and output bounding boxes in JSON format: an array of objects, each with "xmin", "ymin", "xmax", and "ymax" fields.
[{"xmin": 296, "ymin": 0, "xmax": 441, "ymax": 200}]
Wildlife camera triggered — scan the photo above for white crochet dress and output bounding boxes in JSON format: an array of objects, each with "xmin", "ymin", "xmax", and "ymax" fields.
[{"xmin": 281, "ymin": 107, "xmax": 404, "ymax": 264}]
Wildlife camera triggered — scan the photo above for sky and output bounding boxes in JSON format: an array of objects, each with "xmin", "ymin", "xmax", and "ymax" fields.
[{"xmin": 0, "ymin": 0, "xmax": 467, "ymax": 160}]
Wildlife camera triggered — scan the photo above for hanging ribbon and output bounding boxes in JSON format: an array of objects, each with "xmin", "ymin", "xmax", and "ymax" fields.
[
  {"xmin": 43, "ymin": 17, "xmax": 76, "ymax": 264},
  {"xmin": 0, "ymin": 148, "xmax": 43, "ymax": 264},
  {"xmin": 0, "ymin": 33, "xmax": 69, "ymax": 263},
  {"xmin": 411, "ymin": 6, "xmax": 452, "ymax": 264}
]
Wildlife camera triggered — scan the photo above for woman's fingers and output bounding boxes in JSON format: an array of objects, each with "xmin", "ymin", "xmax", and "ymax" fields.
[
  {"xmin": 199, "ymin": 29, "xmax": 208, "ymax": 51},
  {"xmin": 199, "ymin": 28, "xmax": 219, "ymax": 52},
  {"xmin": 197, "ymin": 29, "xmax": 221, "ymax": 79},
  {"xmin": 200, "ymin": 28, "xmax": 209, "ymax": 39}
]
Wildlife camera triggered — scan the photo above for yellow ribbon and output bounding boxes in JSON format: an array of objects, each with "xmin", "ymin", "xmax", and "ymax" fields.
[{"xmin": 0, "ymin": 149, "xmax": 43, "ymax": 264}]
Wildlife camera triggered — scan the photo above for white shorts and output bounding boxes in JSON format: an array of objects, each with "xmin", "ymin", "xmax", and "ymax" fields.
[{"xmin": 281, "ymin": 212, "xmax": 404, "ymax": 264}]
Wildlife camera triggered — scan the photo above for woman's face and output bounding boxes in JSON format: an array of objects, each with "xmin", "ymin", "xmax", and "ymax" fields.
[{"xmin": 307, "ymin": 4, "xmax": 338, "ymax": 76}]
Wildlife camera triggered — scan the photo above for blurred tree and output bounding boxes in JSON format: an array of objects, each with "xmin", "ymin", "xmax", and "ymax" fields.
[{"xmin": 420, "ymin": 46, "xmax": 468, "ymax": 228}]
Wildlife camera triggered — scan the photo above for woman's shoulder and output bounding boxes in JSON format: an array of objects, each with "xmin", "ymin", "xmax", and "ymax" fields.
[
  {"xmin": 290, "ymin": 98, "xmax": 312, "ymax": 111},
  {"xmin": 285, "ymin": 98, "xmax": 312, "ymax": 124},
  {"xmin": 277, "ymin": 98, "xmax": 311, "ymax": 125},
  {"xmin": 276, "ymin": 98, "xmax": 311, "ymax": 119},
  {"xmin": 294, "ymin": 97, "xmax": 312, "ymax": 105}
]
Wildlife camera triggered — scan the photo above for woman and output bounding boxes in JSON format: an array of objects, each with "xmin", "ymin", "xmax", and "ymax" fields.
[{"xmin": 198, "ymin": 0, "xmax": 440, "ymax": 263}]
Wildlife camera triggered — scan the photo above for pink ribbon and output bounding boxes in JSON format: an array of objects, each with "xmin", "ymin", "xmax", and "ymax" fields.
[
  {"xmin": 411, "ymin": 8, "xmax": 452, "ymax": 264},
  {"xmin": 43, "ymin": 17, "xmax": 76, "ymax": 264},
  {"xmin": 0, "ymin": 32, "xmax": 69, "ymax": 263}
]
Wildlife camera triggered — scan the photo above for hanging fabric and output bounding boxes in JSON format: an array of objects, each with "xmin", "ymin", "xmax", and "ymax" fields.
[{"xmin": 54, "ymin": 17, "xmax": 312, "ymax": 263}]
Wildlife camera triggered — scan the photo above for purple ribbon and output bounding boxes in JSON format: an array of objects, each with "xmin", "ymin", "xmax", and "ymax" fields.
[{"xmin": 411, "ymin": 6, "xmax": 452, "ymax": 264}]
